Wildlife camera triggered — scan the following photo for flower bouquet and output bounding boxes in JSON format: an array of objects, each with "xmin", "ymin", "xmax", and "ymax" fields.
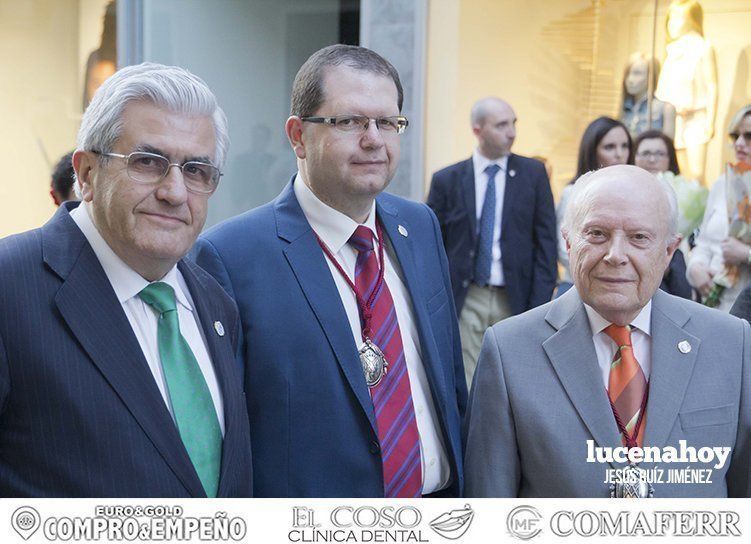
[
  {"xmin": 656, "ymin": 171, "xmax": 708, "ymax": 239},
  {"xmin": 704, "ymin": 162, "xmax": 751, "ymax": 308}
]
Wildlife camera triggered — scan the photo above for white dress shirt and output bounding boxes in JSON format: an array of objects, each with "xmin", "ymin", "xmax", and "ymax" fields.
[
  {"xmin": 70, "ymin": 204, "xmax": 225, "ymax": 434},
  {"xmin": 473, "ymin": 149, "xmax": 508, "ymax": 286},
  {"xmin": 584, "ymin": 302, "xmax": 652, "ymax": 390},
  {"xmin": 294, "ymin": 174, "xmax": 450, "ymax": 494}
]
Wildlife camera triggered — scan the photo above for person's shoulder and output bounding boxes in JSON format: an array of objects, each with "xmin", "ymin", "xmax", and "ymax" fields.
[
  {"xmin": 200, "ymin": 200, "xmax": 276, "ymax": 246},
  {"xmin": 432, "ymin": 157, "xmax": 472, "ymax": 180},
  {"xmin": 0, "ymin": 227, "xmax": 43, "ymax": 273},
  {"xmin": 658, "ymin": 291, "xmax": 747, "ymax": 331},
  {"xmin": 489, "ymin": 298, "xmax": 556, "ymax": 339},
  {"xmin": 509, "ymin": 153, "xmax": 548, "ymax": 175},
  {"xmin": 378, "ymin": 192, "xmax": 435, "ymax": 225}
]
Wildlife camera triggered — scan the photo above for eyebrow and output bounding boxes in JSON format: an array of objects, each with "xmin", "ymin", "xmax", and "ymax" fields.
[{"xmin": 134, "ymin": 144, "xmax": 213, "ymax": 164}]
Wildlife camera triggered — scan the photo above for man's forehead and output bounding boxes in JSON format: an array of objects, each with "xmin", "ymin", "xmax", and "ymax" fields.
[{"xmin": 319, "ymin": 65, "xmax": 398, "ymax": 106}]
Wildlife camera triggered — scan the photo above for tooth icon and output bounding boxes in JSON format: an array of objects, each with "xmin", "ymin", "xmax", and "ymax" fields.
[{"xmin": 429, "ymin": 504, "xmax": 475, "ymax": 540}]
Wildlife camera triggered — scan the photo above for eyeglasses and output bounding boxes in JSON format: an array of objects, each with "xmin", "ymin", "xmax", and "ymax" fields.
[
  {"xmin": 636, "ymin": 150, "xmax": 668, "ymax": 160},
  {"xmin": 93, "ymin": 151, "xmax": 221, "ymax": 195},
  {"xmin": 729, "ymin": 131, "xmax": 751, "ymax": 144},
  {"xmin": 301, "ymin": 115, "xmax": 409, "ymax": 135}
]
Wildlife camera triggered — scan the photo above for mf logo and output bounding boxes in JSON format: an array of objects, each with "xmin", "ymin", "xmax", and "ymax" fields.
[{"xmin": 506, "ymin": 505, "xmax": 543, "ymax": 540}]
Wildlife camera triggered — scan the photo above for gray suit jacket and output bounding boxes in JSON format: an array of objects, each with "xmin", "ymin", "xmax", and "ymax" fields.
[{"xmin": 464, "ymin": 288, "xmax": 751, "ymax": 497}]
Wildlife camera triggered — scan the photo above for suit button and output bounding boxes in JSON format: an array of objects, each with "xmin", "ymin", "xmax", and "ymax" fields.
[
  {"xmin": 469, "ymin": 249, "xmax": 475, "ymax": 258},
  {"xmin": 462, "ymin": 279, "xmax": 470, "ymax": 288},
  {"xmin": 370, "ymin": 441, "xmax": 381, "ymax": 454}
]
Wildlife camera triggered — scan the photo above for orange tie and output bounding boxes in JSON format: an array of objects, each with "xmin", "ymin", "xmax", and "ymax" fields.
[{"xmin": 604, "ymin": 324, "xmax": 647, "ymax": 447}]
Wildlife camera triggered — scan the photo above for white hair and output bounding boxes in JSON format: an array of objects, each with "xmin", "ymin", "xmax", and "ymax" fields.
[
  {"xmin": 562, "ymin": 166, "xmax": 679, "ymax": 244},
  {"xmin": 77, "ymin": 62, "xmax": 229, "ymax": 170}
]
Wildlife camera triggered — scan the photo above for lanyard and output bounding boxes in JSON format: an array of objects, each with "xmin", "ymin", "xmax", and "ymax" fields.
[
  {"xmin": 315, "ymin": 221, "xmax": 386, "ymax": 341},
  {"xmin": 608, "ymin": 382, "xmax": 649, "ymax": 449}
]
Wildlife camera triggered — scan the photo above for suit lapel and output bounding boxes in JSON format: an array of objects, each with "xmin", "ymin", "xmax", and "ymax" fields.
[
  {"xmin": 500, "ymin": 154, "xmax": 516, "ymax": 234},
  {"xmin": 275, "ymin": 182, "xmax": 377, "ymax": 432},
  {"xmin": 376, "ymin": 199, "xmax": 449, "ymax": 413},
  {"xmin": 543, "ymin": 289, "xmax": 622, "ymax": 457},
  {"xmin": 178, "ymin": 260, "xmax": 244, "ymax": 498},
  {"xmin": 46, "ymin": 206, "xmax": 205, "ymax": 497},
  {"xmin": 643, "ymin": 290, "xmax": 699, "ymax": 449},
  {"xmin": 461, "ymin": 158, "xmax": 477, "ymax": 239}
]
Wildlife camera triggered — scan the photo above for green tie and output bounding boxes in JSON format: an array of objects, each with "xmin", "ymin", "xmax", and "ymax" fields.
[{"xmin": 139, "ymin": 281, "xmax": 222, "ymax": 497}]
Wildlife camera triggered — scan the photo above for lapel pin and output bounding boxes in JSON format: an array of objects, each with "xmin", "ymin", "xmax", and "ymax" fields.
[
  {"xmin": 509, "ymin": 169, "xmax": 516, "ymax": 178},
  {"xmin": 398, "ymin": 225, "xmax": 408, "ymax": 237},
  {"xmin": 678, "ymin": 340, "xmax": 691, "ymax": 354},
  {"xmin": 214, "ymin": 321, "xmax": 225, "ymax": 337}
]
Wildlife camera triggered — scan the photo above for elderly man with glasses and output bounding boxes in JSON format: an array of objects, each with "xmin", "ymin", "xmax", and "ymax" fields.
[
  {"xmin": 0, "ymin": 63, "xmax": 252, "ymax": 497},
  {"xmin": 193, "ymin": 44, "xmax": 467, "ymax": 498}
]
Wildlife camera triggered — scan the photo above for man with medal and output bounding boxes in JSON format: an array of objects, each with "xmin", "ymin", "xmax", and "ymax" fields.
[
  {"xmin": 193, "ymin": 45, "xmax": 467, "ymax": 497},
  {"xmin": 464, "ymin": 164, "xmax": 751, "ymax": 497}
]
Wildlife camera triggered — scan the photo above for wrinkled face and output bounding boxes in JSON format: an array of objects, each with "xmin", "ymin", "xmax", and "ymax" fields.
[
  {"xmin": 733, "ymin": 114, "xmax": 751, "ymax": 165},
  {"xmin": 77, "ymin": 101, "xmax": 216, "ymax": 277},
  {"xmin": 625, "ymin": 59, "xmax": 649, "ymax": 97},
  {"xmin": 474, "ymin": 101, "xmax": 517, "ymax": 158},
  {"xmin": 567, "ymin": 168, "xmax": 678, "ymax": 323},
  {"xmin": 596, "ymin": 126, "xmax": 630, "ymax": 168},
  {"xmin": 298, "ymin": 64, "xmax": 400, "ymax": 206},
  {"xmin": 635, "ymin": 137, "xmax": 670, "ymax": 174}
]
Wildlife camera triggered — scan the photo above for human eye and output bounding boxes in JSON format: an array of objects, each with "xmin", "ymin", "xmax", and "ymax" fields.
[
  {"xmin": 129, "ymin": 153, "xmax": 165, "ymax": 173},
  {"xmin": 183, "ymin": 162, "xmax": 212, "ymax": 182},
  {"xmin": 585, "ymin": 228, "xmax": 606, "ymax": 241},
  {"xmin": 376, "ymin": 117, "xmax": 398, "ymax": 131},
  {"xmin": 335, "ymin": 116, "xmax": 365, "ymax": 131}
]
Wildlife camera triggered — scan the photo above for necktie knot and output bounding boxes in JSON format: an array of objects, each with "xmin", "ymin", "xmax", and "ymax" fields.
[
  {"xmin": 484, "ymin": 163, "xmax": 501, "ymax": 178},
  {"xmin": 349, "ymin": 225, "xmax": 375, "ymax": 253},
  {"xmin": 604, "ymin": 324, "xmax": 632, "ymax": 349},
  {"xmin": 139, "ymin": 282, "xmax": 177, "ymax": 315}
]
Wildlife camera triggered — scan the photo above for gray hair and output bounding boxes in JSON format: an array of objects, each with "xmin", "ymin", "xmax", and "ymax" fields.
[
  {"xmin": 77, "ymin": 62, "xmax": 229, "ymax": 169},
  {"xmin": 562, "ymin": 166, "xmax": 679, "ymax": 244}
]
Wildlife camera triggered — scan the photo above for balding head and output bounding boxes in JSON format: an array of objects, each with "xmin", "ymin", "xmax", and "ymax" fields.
[
  {"xmin": 562, "ymin": 165, "xmax": 681, "ymax": 325},
  {"xmin": 470, "ymin": 97, "xmax": 516, "ymax": 159}
]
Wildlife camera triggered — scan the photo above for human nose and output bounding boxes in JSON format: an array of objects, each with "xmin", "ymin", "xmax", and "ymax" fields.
[
  {"xmin": 155, "ymin": 164, "xmax": 189, "ymax": 204},
  {"xmin": 360, "ymin": 119, "xmax": 385, "ymax": 148},
  {"xmin": 603, "ymin": 234, "xmax": 628, "ymax": 265}
]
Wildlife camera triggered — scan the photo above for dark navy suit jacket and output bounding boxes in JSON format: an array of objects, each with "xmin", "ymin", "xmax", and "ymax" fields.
[
  {"xmin": 0, "ymin": 203, "xmax": 253, "ymax": 497},
  {"xmin": 427, "ymin": 154, "xmax": 557, "ymax": 315},
  {"xmin": 192, "ymin": 181, "xmax": 468, "ymax": 497}
]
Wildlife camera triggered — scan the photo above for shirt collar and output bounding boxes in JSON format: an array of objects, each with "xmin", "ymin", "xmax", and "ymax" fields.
[
  {"xmin": 473, "ymin": 148, "xmax": 509, "ymax": 174},
  {"xmin": 584, "ymin": 299, "xmax": 652, "ymax": 337},
  {"xmin": 293, "ymin": 172, "xmax": 378, "ymax": 254},
  {"xmin": 69, "ymin": 203, "xmax": 192, "ymax": 311}
]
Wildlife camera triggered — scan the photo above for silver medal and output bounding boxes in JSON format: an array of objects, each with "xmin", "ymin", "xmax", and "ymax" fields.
[
  {"xmin": 610, "ymin": 463, "xmax": 654, "ymax": 498},
  {"xmin": 359, "ymin": 338, "xmax": 388, "ymax": 388}
]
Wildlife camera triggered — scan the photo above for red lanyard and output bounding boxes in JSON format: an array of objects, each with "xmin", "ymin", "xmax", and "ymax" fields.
[
  {"xmin": 608, "ymin": 382, "xmax": 649, "ymax": 449},
  {"xmin": 314, "ymin": 221, "xmax": 386, "ymax": 341}
]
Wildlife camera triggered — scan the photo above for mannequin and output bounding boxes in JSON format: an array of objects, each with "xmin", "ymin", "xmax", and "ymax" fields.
[
  {"xmin": 655, "ymin": 0, "xmax": 718, "ymax": 186},
  {"xmin": 620, "ymin": 52, "xmax": 676, "ymax": 139}
]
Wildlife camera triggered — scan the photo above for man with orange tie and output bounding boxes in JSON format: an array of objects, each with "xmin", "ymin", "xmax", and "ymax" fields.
[{"xmin": 464, "ymin": 164, "xmax": 751, "ymax": 497}]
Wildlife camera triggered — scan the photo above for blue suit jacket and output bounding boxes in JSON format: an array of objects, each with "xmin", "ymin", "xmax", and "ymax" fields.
[
  {"xmin": 192, "ymin": 181, "xmax": 468, "ymax": 497},
  {"xmin": 427, "ymin": 154, "xmax": 557, "ymax": 315},
  {"xmin": 0, "ymin": 203, "xmax": 253, "ymax": 497}
]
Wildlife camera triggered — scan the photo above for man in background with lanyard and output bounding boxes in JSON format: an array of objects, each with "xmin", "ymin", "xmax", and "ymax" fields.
[
  {"xmin": 194, "ymin": 45, "xmax": 467, "ymax": 497},
  {"xmin": 464, "ymin": 165, "xmax": 751, "ymax": 498}
]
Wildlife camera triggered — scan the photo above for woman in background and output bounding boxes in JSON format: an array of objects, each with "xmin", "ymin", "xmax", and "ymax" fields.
[
  {"xmin": 634, "ymin": 130, "xmax": 692, "ymax": 298},
  {"xmin": 556, "ymin": 117, "xmax": 631, "ymax": 294},
  {"xmin": 687, "ymin": 104, "xmax": 751, "ymax": 310}
]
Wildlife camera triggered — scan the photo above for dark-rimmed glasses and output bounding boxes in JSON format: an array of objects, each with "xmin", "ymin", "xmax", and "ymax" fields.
[
  {"xmin": 93, "ymin": 151, "xmax": 221, "ymax": 195},
  {"xmin": 301, "ymin": 115, "xmax": 409, "ymax": 135},
  {"xmin": 729, "ymin": 131, "xmax": 751, "ymax": 144}
]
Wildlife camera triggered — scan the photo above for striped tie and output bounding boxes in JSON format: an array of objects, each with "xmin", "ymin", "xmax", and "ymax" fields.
[
  {"xmin": 349, "ymin": 225, "xmax": 422, "ymax": 498},
  {"xmin": 604, "ymin": 324, "xmax": 647, "ymax": 447}
]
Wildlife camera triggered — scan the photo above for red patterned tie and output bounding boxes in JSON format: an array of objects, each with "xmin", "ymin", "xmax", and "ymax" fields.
[
  {"xmin": 604, "ymin": 324, "xmax": 647, "ymax": 447},
  {"xmin": 349, "ymin": 225, "xmax": 422, "ymax": 497}
]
